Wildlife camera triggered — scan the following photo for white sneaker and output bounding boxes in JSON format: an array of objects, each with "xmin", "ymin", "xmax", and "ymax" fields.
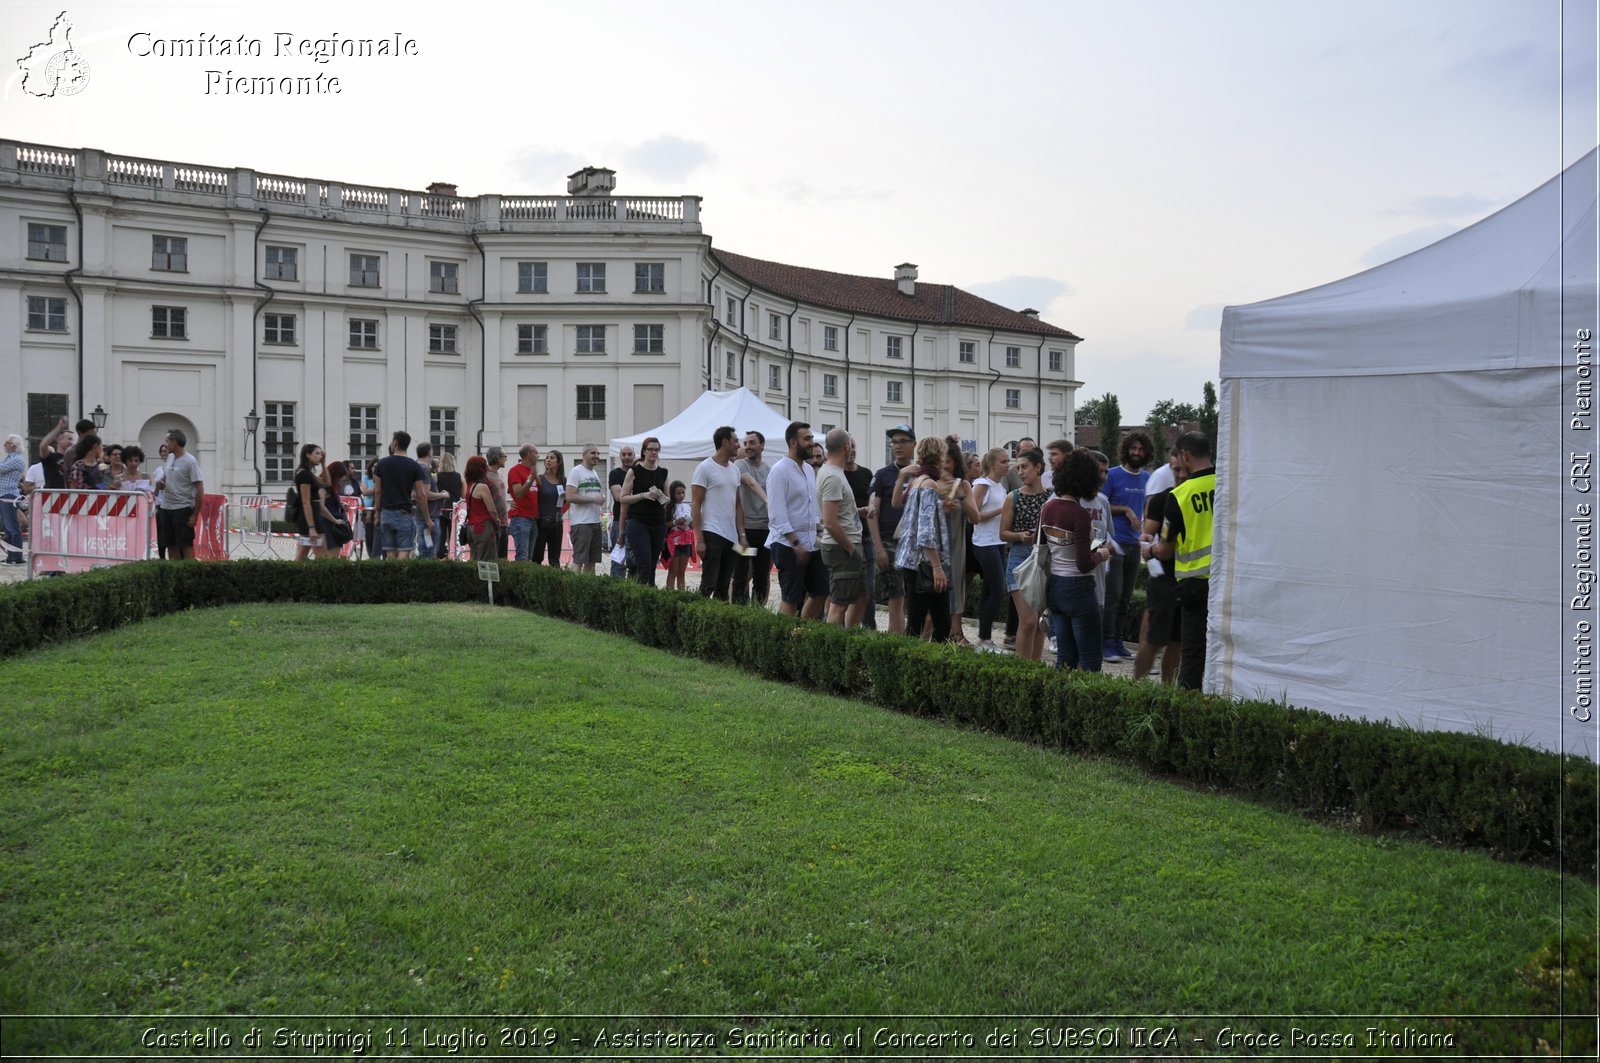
[
  {"xmin": 1045, "ymin": 636, "xmax": 1057, "ymax": 654},
  {"xmin": 976, "ymin": 640, "xmax": 999, "ymax": 654}
]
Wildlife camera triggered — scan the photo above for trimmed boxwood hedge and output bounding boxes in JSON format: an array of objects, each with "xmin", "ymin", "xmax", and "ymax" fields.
[{"xmin": 1, "ymin": 559, "xmax": 1593, "ymax": 878}]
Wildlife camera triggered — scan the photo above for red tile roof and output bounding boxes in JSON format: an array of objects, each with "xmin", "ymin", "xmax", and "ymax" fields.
[{"xmin": 711, "ymin": 249, "xmax": 1082, "ymax": 340}]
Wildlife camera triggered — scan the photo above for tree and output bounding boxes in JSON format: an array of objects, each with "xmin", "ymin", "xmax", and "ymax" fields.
[
  {"xmin": 1147, "ymin": 409, "xmax": 1169, "ymax": 460},
  {"xmin": 1148, "ymin": 398, "xmax": 1200, "ymax": 425},
  {"xmin": 1199, "ymin": 381, "xmax": 1218, "ymax": 453},
  {"xmin": 1097, "ymin": 392, "xmax": 1122, "ymax": 462},
  {"xmin": 1076, "ymin": 395, "xmax": 1106, "ymax": 427}
]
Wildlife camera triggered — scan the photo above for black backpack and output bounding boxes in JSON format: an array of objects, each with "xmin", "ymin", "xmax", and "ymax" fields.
[{"xmin": 284, "ymin": 484, "xmax": 302, "ymax": 525}]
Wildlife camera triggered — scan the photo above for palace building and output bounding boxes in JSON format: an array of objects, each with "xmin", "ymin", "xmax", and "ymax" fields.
[{"xmin": 1, "ymin": 140, "xmax": 1080, "ymax": 494}]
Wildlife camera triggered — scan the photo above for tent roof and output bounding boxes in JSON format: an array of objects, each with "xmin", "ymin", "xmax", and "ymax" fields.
[
  {"xmin": 1222, "ymin": 148, "xmax": 1598, "ymax": 379},
  {"xmin": 609, "ymin": 387, "xmax": 792, "ymax": 461}
]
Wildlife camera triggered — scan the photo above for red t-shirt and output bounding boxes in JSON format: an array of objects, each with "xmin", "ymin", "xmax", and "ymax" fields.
[{"xmin": 507, "ymin": 463, "xmax": 540, "ymax": 520}]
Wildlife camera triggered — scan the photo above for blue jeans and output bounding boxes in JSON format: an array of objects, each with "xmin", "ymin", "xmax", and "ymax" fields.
[
  {"xmin": 0, "ymin": 496, "xmax": 21, "ymax": 562},
  {"xmin": 509, "ymin": 516, "xmax": 538, "ymax": 563},
  {"xmin": 1048, "ymin": 574, "xmax": 1102, "ymax": 671},
  {"xmin": 379, "ymin": 508, "xmax": 415, "ymax": 555}
]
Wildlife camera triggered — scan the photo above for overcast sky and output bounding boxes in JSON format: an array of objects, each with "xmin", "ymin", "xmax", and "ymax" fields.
[{"xmin": 5, "ymin": 0, "xmax": 1596, "ymax": 424}]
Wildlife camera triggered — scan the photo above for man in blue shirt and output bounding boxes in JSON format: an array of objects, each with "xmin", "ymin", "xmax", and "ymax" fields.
[{"xmin": 1102, "ymin": 431, "xmax": 1153, "ymax": 660}]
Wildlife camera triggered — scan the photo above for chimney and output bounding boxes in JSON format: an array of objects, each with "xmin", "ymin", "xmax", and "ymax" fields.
[
  {"xmin": 895, "ymin": 262, "xmax": 918, "ymax": 297},
  {"xmin": 426, "ymin": 182, "xmax": 458, "ymax": 197},
  {"xmin": 1020, "ymin": 307, "xmax": 1040, "ymax": 318},
  {"xmin": 567, "ymin": 166, "xmax": 617, "ymax": 196}
]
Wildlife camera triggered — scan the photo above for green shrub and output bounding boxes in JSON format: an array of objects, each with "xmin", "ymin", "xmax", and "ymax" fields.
[{"xmin": 0, "ymin": 560, "xmax": 1592, "ymax": 878}]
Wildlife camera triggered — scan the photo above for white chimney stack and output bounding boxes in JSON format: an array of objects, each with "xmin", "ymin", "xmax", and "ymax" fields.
[
  {"xmin": 567, "ymin": 166, "xmax": 617, "ymax": 196},
  {"xmin": 1020, "ymin": 307, "xmax": 1040, "ymax": 318},
  {"xmin": 895, "ymin": 262, "xmax": 918, "ymax": 297}
]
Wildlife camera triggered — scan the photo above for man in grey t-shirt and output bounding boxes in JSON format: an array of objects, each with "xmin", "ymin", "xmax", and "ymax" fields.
[{"xmin": 156, "ymin": 428, "xmax": 204, "ymax": 560}]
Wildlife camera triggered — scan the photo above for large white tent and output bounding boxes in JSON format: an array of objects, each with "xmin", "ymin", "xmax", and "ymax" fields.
[
  {"xmin": 609, "ymin": 387, "xmax": 793, "ymax": 462},
  {"xmin": 1215, "ymin": 149, "xmax": 1598, "ymax": 759}
]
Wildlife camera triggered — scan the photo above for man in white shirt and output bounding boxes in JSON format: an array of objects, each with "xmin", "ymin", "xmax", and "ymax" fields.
[
  {"xmin": 690, "ymin": 425, "xmax": 747, "ymax": 601},
  {"xmin": 565, "ymin": 444, "xmax": 607, "ymax": 574},
  {"xmin": 817, "ymin": 428, "xmax": 866, "ymax": 627},
  {"xmin": 765, "ymin": 421, "xmax": 827, "ymax": 618}
]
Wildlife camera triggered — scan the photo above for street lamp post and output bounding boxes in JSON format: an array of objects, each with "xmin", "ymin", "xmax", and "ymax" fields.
[{"xmin": 244, "ymin": 408, "xmax": 262, "ymax": 493}]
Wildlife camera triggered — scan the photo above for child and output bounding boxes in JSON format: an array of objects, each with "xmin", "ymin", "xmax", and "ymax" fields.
[{"xmin": 664, "ymin": 480, "xmax": 693, "ymax": 590}]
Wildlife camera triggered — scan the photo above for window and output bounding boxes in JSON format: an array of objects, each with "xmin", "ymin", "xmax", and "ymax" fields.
[
  {"xmin": 886, "ymin": 335, "xmax": 903, "ymax": 359},
  {"xmin": 768, "ymin": 365, "xmax": 782, "ymax": 392},
  {"xmin": 887, "ymin": 380, "xmax": 904, "ymax": 404},
  {"xmin": 349, "ymin": 318, "xmax": 379, "ymax": 349},
  {"xmin": 822, "ymin": 373, "xmax": 838, "ymax": 398},
  {"xmin": 349, "ymin": 405, "xmax": 380, "ymax": 465},
  {"xmin": 1006, "ymin": 388, "xmax": 1022, "ymax": 410},
  {"xmin": 725, "ymin": 351, "xmax": 736, "ymax": 380},
  {"xmin": 576, "ymin": 262, "xmax": 606, "ymax": 293},
  {"xmin": 959, "ymin": 340, "xmax": 976, "ymax": 364},
  {"xmin": 151, "ymin": 306, "xmax": 187, "ymax": 339},
  {"xmin": 27, "ymin": 223, "xmax": 67, "ymax": 262},
  {"xmin": 349, "ymin": 253, "xmax": 380, "ymax": 287},
  {"xmin": 263, "ymin": 312, "xmax": 296, "ymax": 345},
  {"xmin": 429, "ymin": 261, "xmax": 459, "ymax": 294},
  {"xmin": 1005, "ymin": 346, "xmax": 1022, "ymax": 368},
  {"xmin": 518, "ymin": 261, "xmax": 548, "ymax": 293},
  {"xmin": 264, "ymin": 245, "xmax": 298, "ymax": 281},
  {"xmin": 725, "ymin": 296, "xmax": 737, "ymax": 326},
  {"xmin": 635, "ymin": 262, "xmax": 664, "ymax": 293},
  {"xmin": 429, "ymin": 407, "xmax": 457, "ymax": 454},
  {"xmin": 25, "ymin": 296, "xmax": 67, "ymax": 332},
  {"xmin": 823, "ymin": 325, "xmax": 838, "ymax": 351},
  {"xmin": 1049, "ymin": 349, "xmax": 1064, "ymax": 373},
  {"xmin": 633, "ymin": 324, "xmax": 665, "ymax": 353},
  {"xmin": 264, "ymin": 401, "xmax": 296, "ymax": 483},
  {"xmin": 151, "ymin": 235, "xmax": 187, "ymax": 272},
  {"xmin": 576, "ymin": 385, "xmax": 606, "ymax": 420},
  {"xmin": 820, "ymin": 424, "xmax": 835, "ymax": 434},
  {"xmin": 516, "ymin": 323, "xmax": 548, "ymax": 354},
  {"xmin": 769, "ymin": 313, "xmax": 782, "ymax": 341},
  {"xmin": 428, "ymin": 324, "xmax": 458, "ymax": 354}
]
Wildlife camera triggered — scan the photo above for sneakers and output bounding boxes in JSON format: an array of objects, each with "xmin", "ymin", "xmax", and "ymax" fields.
[
  {"xmin": 1114, "ymin": 638, "xmax": 1133, "ymax": 659},
  {"xmin": 976, "ymin": 640, "xmax": 1002, "ymax": 654},
  {"xmin": 1102, "ymin": 639, "xmax": 1129, "ymax": 662},
  {"xmin": 1001, "ymin": 635, "xmax": 1016, "ymax": 651}
]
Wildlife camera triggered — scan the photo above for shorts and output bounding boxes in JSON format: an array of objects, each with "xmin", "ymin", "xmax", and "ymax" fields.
[
  {"xmin": 379, "ymin": 508, "xmax": 416, "ymax": 554},
  {"xmin": 772, "ymin": 541, "xmax": 828, "ymax": 607},
  {"xmin": 822, "ymin": 542, "xmax": 864, "ymax": 605},
  {"xmin": 156, "ymin": 507, "xmax": 195, "ymax": 550},
  {"xmin": 1144, "ymin": 576, "xmax": 1182, "ymax": 644},
  {"xmin": 1004, "ymin": 543, "xmax": 1033, "ymax": 593},
  {"xmin": 873, "ymin": 538, "xmax": 905, "ymax": 603},
  {"xmin": 569, "ymin": 522, "xmax": 604, "ymax": 564}
]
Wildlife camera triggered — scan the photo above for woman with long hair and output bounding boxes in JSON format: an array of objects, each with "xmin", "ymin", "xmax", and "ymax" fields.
[
  {"xmin": 434, "ymin": 451, "xmax": 463, "ymax": 559},
  {"xmin": 1039, "ymin": 449, "xmax": 1115, "ymax": 670},
  {"xmin": 66, "ymin": 434, "xmax": 105, "ymax": 489},
  {"xmin": 619, "ymin": 436, "xmax": 669, "ymax": 586},
  {"xmin": 293, "ymin": 443, "xmax": 337, "ymax": 561},
  {"xmin": 1000, "ymin": 447, "xmax": 1049, "ymax": 661},
  {"xmin": 894, "ymin": 436, "xmax": 955, "ymax": 643},
  {"xmin": 462, "ymin": 455, "xmax": 501, "ymax": 561},
  {"xmin": 940, "ymin": 435, "xmax": 982, "ymax": 645},
  {"xmin": 532, "ymin": 449, "xmax": 567, "ymax": 567},
  {"xmin": 970, "ymin": 446, "xmax": 1011, "ymax": 652}
]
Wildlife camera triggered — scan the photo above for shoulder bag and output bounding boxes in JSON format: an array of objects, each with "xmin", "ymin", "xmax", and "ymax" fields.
[{"xmin": 1013, "ymin": 522, "xmax": 1050, "ymax": 615}]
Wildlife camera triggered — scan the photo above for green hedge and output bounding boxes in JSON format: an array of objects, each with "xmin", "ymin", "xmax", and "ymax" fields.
[{"xmin": 1, "ymin": 560, "xmax": 1593, "ymax": 878}]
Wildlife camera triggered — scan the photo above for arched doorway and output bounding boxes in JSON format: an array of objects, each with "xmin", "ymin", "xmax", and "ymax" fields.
[{"xmin": 139, "ymin": 413, "xmax": 200, "ymax": 467}]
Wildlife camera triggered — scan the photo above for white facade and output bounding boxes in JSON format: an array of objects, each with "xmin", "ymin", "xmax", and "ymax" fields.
[{"xmin": 2, "ymin": 141, "xmax": 1079, "ymax": 494}]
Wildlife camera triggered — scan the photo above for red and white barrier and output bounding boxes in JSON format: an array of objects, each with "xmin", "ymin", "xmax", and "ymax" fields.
[{"xmin": 29, "ymin": 490, "xmax": 152, "ymax": 576}]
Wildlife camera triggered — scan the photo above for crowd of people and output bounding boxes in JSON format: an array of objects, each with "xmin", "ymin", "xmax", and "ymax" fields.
[
  {"xmin": 1, "ymin": 416, "xmax": 206, "ymax": 562},
  {"xmin": 0, "ymin": 413, "xmax": 1217, "ymax": 688}
]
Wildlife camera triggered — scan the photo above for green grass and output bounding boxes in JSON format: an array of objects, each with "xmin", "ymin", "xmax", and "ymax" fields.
[{"xmin": 0, "ymin": 604, "xmax": 1586, "ymax": 1054}]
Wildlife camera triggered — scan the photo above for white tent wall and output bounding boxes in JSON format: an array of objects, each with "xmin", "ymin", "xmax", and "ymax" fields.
[
  {"xmin": 1213, "ymin": 368, "xmax": 1566, "ymax": 750},
  {"xmin": 1216, "ymin": 149, "xmax": 1598, "ymax": 759}
]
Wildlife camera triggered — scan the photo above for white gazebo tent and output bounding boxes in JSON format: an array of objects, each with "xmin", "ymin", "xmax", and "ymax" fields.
[
  {"xmin": 609, "ymin": 387, "xmax": 793, "ymax": 462},
  {"xmin": 1215, "ymin": 149, "xmax": 1598, "ymax": 758}
]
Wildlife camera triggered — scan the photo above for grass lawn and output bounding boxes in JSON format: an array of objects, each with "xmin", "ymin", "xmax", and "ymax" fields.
[{"xmin": 0, "ymin": 603, "xmax": 1586, "ymax": 1055}]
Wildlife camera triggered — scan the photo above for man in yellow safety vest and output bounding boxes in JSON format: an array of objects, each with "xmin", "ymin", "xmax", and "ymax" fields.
[{"xmin": 1151, "ymin": 431, "xmax": 1216, "ymax": 690}]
